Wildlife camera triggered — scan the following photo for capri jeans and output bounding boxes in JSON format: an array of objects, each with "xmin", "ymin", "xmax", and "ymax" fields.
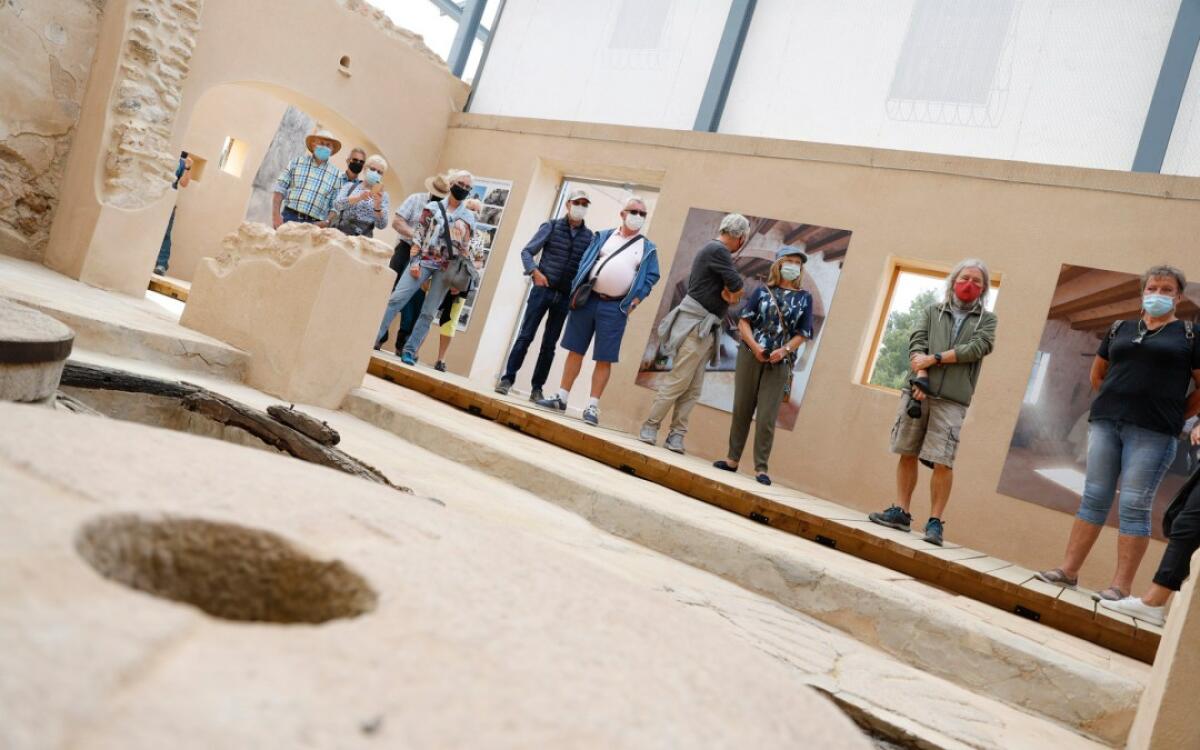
[{"xmin": 1077, "ymin": 419, "xmax": 1177, "ymax": 537}]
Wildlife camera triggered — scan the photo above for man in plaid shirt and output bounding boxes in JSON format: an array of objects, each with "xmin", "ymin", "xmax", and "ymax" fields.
[{"xmin": 272, "ymin": 129, "xmax": 344, "ymax": 228}]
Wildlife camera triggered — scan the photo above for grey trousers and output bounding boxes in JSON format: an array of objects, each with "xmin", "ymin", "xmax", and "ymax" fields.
[
  {"xmin": 642, "ymin": 329, "xmax": 714, "ymax": 437},
  {"xmin": 727, "ymin": 344, "xmax": 790, "ymax": 473}
]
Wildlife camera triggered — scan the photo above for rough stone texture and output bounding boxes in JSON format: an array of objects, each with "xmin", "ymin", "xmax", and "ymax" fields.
[
  {"xmin": 0, "ymin": 0, "xmax": 104, "ymax": 261},
  {"xmin": 1127, "ymin": 550, "xmax": 1200, "ymax": 749},
  {"xmin": 337, "ymin": 0, "xmax": 448, "ymax": 69},
  {"xmin": 0, "ymin": 255, "xmax": 247, "ymax": 378},
  {"xmin": 102, "ymin": 0, "xmax": 203, "ymax": 210},
  {"xmin": 180, "ymin": 223, "xmax": 393, "ymax": 408},
  {"xmin": 0, "ymin": 402, "xmax": 873, "ymax": 750},
  {"xmin": 344, "ymin": 382, "xmax": 1149, "ymax": 747}
]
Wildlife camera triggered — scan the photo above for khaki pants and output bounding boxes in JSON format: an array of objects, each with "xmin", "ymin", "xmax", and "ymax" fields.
[
  {"xmin": 727, "ymin": 344, "xmax": 791, "ymax": 473},
  {"xmin": 643, "ymin": 329, "xmax": 714, "ymax": 436}
]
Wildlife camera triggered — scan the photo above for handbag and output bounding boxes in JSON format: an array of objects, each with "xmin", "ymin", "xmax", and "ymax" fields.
[
  {"xmin": 569, "ymin": 233, "xmax": 643, "ymax": 310},
  {"xmin": 438, "ymin": 201, "xmax": 479, "ymax": 292}
]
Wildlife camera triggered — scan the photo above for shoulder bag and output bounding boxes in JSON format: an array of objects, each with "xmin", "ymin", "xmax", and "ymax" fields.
[
  {"xmin": 569, "ymin": 233, "xmax": 643, "ymax": 310},
  {"xmin": 439, "ymin": 202, "xmax": 479, "ymax": 291}
]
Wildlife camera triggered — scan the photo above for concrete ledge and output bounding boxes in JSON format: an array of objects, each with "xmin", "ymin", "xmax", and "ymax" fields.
[{"xmin": 345, "ymin": 382, "xmax": 1146, "ymax": 746}]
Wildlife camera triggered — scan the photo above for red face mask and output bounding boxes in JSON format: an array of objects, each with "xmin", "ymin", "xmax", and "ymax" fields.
[{"xmin": 954, "ymin": 278, "xmax": 983, "ymax": 303}]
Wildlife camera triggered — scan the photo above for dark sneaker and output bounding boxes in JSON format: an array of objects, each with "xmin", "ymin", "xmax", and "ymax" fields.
[
  {"xmin": 923, "ymin": 517, "xmax": 944, "ymax": 546},
  {"xmin": 495, "ymin": 378, "xmax": 513, "ymax": 395},
  {"xmin": 534, "ymin": 396, "xmax": 567, "ymax": 412},
  {"xmin": 529, "ymin": 387, "xmax": 544, "ymax": 402},
  {"xmin": 400, "ymin": 352, "xmax": 416, "ymax": 366},
  {"xmin": 434, "ymin": 360, "xmax": 447, "ymax": 372},
  {"xmin": 153, "ymin": 266, "xmax": 166, "ymax": 276},
  {"xmin": 582, "ymin": 405, "xmax": 599, "ymax": 425},
  {"xmin": 868, "ymin": 505, "xmax": 912, "ymax": 532}
]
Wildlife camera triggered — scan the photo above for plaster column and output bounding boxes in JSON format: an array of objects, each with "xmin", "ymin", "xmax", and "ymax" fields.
[{"xmin": 1127, "ymin": 549, "xmax": 1200, "ymax": 749}]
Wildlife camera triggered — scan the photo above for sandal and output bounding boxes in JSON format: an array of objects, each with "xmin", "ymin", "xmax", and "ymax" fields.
[
  {"xmin": 1092, "ymin": 586, "xmax": 1127, "ymax": 602},
  {"xmin": 713, "ymin": 460, "xmax": 737, "ymax": 472},
  {"xmin": 756, "ymin": 473, "xmax": 772, "ymax": 486},
  {"xmin": 1034, "ymin": 568, "xmax": 1078, "ymax": 588}
]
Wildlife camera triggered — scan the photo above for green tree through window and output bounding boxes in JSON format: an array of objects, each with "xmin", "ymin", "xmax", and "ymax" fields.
[{"xmin": 869, "ymin": 288, "xmax": 938, "ymax": 390}]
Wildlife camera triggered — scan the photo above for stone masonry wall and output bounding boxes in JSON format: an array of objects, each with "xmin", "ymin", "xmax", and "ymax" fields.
[
  {"xmin": 102, "ymin": 0, "xmax": 203, "ymax": 210},
  {"xmin": 0, "ymin": 0, "xmax": 105, "ymax": 261}
]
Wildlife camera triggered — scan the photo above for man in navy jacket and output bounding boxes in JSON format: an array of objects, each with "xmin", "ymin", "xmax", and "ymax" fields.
[{"xmin": 496, "ymin": 189, "xmax": 594, "ymax": 401}]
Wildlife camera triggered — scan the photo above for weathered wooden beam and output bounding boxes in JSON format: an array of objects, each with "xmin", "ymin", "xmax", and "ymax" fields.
[{"xmin": 1049, "ymin": 278, "xmax": 1142, "ymax": 319}]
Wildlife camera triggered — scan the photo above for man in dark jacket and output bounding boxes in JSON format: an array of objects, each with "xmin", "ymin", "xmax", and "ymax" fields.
[{"xmin": 496, "ymin": 189, "xmax": 594, "ymax": 401}]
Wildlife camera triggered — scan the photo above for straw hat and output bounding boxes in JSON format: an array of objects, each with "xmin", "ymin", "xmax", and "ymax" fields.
[
  {"xmin": 304, "ymin": 129, "xmax": 342, "ymax": 155},
  {"xmin": 424, "ymin": 173, "xmax": 451, "ymax": 199}
]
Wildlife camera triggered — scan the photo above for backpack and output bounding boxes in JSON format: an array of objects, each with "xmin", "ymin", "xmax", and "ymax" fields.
[{"xmin": 1107, "ymin": 318, "xmax": 1195, "ymax": 348}]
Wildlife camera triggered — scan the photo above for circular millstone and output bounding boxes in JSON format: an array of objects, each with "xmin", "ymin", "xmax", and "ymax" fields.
[{"xmin": 0, "ymin": 297, "xmax": 75, "ymax": 403}]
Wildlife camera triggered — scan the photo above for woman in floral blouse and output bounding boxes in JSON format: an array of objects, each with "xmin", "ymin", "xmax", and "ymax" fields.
[{"xmin": 714, "ymin": 245, "xmax": 814, "ymax": 485}]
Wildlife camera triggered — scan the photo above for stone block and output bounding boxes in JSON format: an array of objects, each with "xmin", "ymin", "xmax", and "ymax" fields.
[
  {"xmin": 0, "ymin": 297, "xmax": 74, "ymax": 402},
  {"xmin": 181, "ymin": 222, "xmax": 393, "ymax": 408}
]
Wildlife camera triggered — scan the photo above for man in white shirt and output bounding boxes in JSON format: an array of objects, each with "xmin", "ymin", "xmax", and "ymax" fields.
[{"xmin": 534, "ymin": 197, "xmax": 661, "ymax": 426}]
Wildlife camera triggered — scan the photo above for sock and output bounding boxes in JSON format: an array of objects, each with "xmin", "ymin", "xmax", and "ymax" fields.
[
  {"xmin": 556, "ymin": 388, "xmax": 569, "ymax": 402},
  {"xmin": 587, "ymin": 397, "xmax": 600, "ymax": 409}
]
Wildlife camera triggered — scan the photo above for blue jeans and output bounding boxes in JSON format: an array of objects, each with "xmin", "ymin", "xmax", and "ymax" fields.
[
  {"xmin": 375, "ymin": 264, "xmax": 449, "ymax": 358},
  {"xmin": 281, "ymin": 206, "xmax": 321, "ymax": 224},
  {"xmin": 502, "ymin": 285, "xmax": 569, "ymax": 388},
  {"xmin": 1077, "ymin": 420, "xmax": 1177, "ymax": 537},
  {"xmin": 155, "ymin": 207, "xmax": 176, "ymax": 271}
]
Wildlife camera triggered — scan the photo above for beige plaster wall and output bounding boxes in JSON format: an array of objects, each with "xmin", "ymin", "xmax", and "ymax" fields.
[
  {"xmin": 43, "ymin": 0, "xmax": 468, "ymax": 295},
  {"xmin": 0, "ymin": 0, "xmax": 104, "ymax": 262},
  {"xmin": 435, "ymin": 114, "xmax": 1200, "ymax": 591}
]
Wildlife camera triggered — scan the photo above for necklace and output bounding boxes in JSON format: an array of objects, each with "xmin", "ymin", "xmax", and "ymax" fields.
[{"xmin": 1133, "ymin": 319, "xmax": 1172, "ymax": 345}]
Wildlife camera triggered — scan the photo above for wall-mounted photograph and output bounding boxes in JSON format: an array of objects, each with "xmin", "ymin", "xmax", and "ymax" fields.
[
  {"xmin": 635, "ymin": 208, "xmax": 852, "ymax": 430},
  {"xmin": 997, "ymin": 264, "xmax": 1200, "ymax": 539}
]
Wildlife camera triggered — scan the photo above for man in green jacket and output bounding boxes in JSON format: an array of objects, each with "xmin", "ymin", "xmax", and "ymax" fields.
[{"xmin": 869, "ymin": 259, "xmax": 998, "ymax": 545}]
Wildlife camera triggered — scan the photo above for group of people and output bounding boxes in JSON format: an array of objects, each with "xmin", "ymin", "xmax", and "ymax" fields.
[{"xmin": 269, "ymin": 130, "xmax": 1200, "ymax": 627}]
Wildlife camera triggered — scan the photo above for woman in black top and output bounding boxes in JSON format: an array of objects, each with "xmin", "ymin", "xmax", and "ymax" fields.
[{"xmin": 1038, "ymin": 265, "xmax": 1200, "ymax": 603}]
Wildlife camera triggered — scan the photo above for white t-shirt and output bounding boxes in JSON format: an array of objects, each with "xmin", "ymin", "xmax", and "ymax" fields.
[{"xmin": 591, "ymin": 230, "xmax": 644, "ymax": 298}]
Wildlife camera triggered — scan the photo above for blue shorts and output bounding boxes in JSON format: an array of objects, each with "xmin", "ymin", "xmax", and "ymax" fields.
[{"xmin": 561, "ymin": 296, "xmax": 627, "ymax": 363}]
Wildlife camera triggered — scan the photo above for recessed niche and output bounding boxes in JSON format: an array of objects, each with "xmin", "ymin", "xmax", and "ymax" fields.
[
  {"xmin": 339, "ymin": 55, "xmax": 351, "ymax": 76},
  {"xmin": 76, "ymin": 514, "xmax": 377, "ymax": 624}
]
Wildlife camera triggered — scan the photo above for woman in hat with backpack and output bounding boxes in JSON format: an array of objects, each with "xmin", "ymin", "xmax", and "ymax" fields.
[
  {"xmin": 1038, "ymin": 265, "xmax": 1200, "ymax": 603},
  {"xmin": 712, "ymin": 245, "xmax": 813, "ymax": 486}
]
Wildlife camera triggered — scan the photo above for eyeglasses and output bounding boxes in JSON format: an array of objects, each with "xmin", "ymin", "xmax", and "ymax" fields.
[{"xmin": 626, "ymin": 209, "xmax": 647, "ymax": 217}]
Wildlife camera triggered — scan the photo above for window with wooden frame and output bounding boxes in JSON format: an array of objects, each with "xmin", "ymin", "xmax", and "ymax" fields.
[{"xmin": 861, "ymin": 260, "xmax": 1000, "ymax": 392}]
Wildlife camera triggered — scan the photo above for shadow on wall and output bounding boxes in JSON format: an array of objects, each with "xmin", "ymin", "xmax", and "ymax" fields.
[{"xmin": 998, "ymin": 263, "xmax": 1200, "ymax": 539}]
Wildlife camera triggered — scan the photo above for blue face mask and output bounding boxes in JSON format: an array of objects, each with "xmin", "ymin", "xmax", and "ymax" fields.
[
  {"xmin": 1143, "ymin": 293, "xmax": 1175, "ymax": 317},
  {"xmin": 365, "ymin": 170, "xmax": 382, "ymax": 186},
  {"xmin": 313, "ymin": 145, "xmax": 332, "ymax": 162}
]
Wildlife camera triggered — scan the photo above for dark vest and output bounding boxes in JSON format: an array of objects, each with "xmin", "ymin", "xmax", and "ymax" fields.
[{"xmin": 539, "ymin": 218, "xmax": 594, "ymax": 293}]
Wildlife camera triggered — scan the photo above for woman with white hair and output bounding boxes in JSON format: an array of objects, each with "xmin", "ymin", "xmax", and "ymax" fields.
[
  {"xmin": 330, "ymin": 153, "xmax": 391, "ymax": 237},
  {"xmin": 868, "ymin": 258, "xmax": 998, "ymax": 546}
]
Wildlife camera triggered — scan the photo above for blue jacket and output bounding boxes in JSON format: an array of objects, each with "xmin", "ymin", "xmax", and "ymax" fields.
[
  {"xmin": 520, "ymin": 217, "xmax": 594, "ymax": 293},
  {"xmin": 570, "ymin": 228, "xmax": 660, "ymax": 315}
]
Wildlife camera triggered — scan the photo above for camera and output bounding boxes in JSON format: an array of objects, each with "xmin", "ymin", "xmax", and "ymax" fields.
[{"xmin": 907, "ymin": 376, "xmax": 931, "ymax": 418}]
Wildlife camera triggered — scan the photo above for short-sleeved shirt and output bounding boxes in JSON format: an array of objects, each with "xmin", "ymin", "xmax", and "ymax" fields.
[
  {"xmin": 687, "ymin": 240, "xmax": 744, "ymax": 316},
  {"xmin": 171, "ymin": 158, "xmax": 185, "ymax": 190},
  {"xmin": 273, "ymin": 155, "xmax": 342, "ymax": 220},
  {"xmin": 332, "ymin": 182, "xmax": 390, "ymax": 233},
  {"xmin": 591, "ymin": 231, "xmax": 644, "ymax": 297},
  {"xmin": 413, "ymin": 199, "xmax": 477, "ymax": 270},
  {"xmin": 393, "ymin": 191, "xmax": 430, "ymax": 227},
  {"xmin": 739, "ymin": 285, "xmax": 814, "ymax": 353},
  {"xmin": 1092, "ymin": 319, "xmax": 1199, "ymax": 435}
]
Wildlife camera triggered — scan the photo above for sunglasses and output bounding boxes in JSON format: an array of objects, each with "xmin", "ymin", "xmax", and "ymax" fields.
[{"xmin": 626, "ymin": 209, "xmax": 647, "ymax": 217}]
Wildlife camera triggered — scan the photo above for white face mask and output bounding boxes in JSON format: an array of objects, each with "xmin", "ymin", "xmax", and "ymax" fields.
[
  {"xmin": 568, "ymin": 204, "xmax": 588, "ymax": 221},
  {"xmin": 624, "ymin": 212, "xmax": 645, "ymax": 231}
]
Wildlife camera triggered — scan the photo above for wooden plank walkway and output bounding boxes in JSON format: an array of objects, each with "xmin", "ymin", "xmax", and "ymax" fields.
[
  {"xmin": 367, "ymin": 353, "xmax": 1164, "ymax": 664},
  {"xmin": 148, "ymin": 275, "xmax": 190, "ymax": 302}
]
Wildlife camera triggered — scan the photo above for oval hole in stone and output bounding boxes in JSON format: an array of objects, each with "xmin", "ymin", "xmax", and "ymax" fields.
[
  {"xmin": 339, "ymin": 55, "xmax": 351, "ymax": 68},
  {"xmin": 76, "ymin": 514, "xmax": 377, "ymax": 624}
]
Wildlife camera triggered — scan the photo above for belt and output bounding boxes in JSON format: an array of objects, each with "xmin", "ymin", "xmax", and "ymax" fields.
[{"xmin": 594, "ymin": 292, "xmax": 622, "ymax": 302}]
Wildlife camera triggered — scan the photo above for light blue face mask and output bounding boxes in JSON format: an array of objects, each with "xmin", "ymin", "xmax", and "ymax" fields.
[
  {"xmin": 313, "ymin": 145, "xmax": 332, "ymax": 162},
  {"xmin": 365, "ymin": 170, "xmax": 382, "ymax": 186},
  {"xmin": 1143, "ymin": 293, "xmax": 1175, "ymax": 317},
  {"xmin": 780, "ymin": 264, "xmax": 802, "ymax": 281}
]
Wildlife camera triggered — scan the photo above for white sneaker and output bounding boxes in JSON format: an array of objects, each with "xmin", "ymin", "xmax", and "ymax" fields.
[{"xmin": 1099, "ymin": 596, "xmax": 1166, "ymax": 627}]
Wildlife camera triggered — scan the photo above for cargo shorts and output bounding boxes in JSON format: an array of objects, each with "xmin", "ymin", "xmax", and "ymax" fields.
[{"xmin": 890, "ymin": 390, "xmax": 967, "ymax": 468}]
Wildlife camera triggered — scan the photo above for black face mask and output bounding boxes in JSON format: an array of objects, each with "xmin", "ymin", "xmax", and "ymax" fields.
[
  {"xmin": 347, "ymin": 160, "xmax": 365, "ymax": 175},
  {"xmin": 450, "ymin": 184, "xmax": 471, "ymax": 201}
]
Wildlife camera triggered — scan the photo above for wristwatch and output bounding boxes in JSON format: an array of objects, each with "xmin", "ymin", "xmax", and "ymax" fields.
[{"xmin": 933, "ymin": 352, "xmax": 943, "ymax": 364}]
